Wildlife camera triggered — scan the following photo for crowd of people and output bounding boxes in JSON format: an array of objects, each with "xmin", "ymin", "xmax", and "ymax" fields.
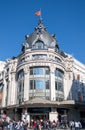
[
  {"xmin": 0, "ymin": 119, "xmax": 57, "ymax": 130},
  {"xmin": 0, "ymin": 119, "xmax": 28, "ymax": 130},
  {"xmin": 0, "ymin": 118, "xmax": 84, "ymax": 130},
  {"xmin": 69, "ymin": 120, "xmax": 82, "ymax": 130},
  {"xmin": 0, "ymin": 118, "xmax": 61, "ymax": 130}
]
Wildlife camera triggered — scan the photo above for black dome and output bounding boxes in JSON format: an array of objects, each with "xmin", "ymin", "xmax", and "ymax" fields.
[{"xmin": 22, "ymin": 20, "xmax": 59, "ymax": 51}]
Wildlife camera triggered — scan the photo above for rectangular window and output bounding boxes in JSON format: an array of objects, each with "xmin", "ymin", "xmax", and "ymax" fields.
[
  {"xmin": 19, "ymin": 82, "xmax": 22, "ymax": 92},
  {"xmin": 34, "ymin": 68, "xmax": 43, "ymax": 75},
  {"xmin": 30, "ymin": 69, "xmax": 33, "ymax": 75},
  {"xmin": 0, "ymin": 83, "xmax": 3, "ymax": 91},
  {"xmin": 34, "ymin": 80, "xmax": 45, "ymax": 89},
  {"xmin": 55, "ymin": 70, "xmax": 58, "ymax": 77},
  {"xmin": 55, "ymin": 81, "xmax": 58, "ymax": 90},
  {"xmin": 32, "ymin": 54, "xmax": 47, "ymax": 60},
  {"xmin": 58, "ymin": 71, "xmax": 63, "ymax": 78},
  {"xmin": 45, "ymin": 68, "xmax": 50, "ymax": 75},
  {"xmin": 80, "ymin": 111, "xmax": 85, "ymax": 118},
  {"xmin": 58, "ymin": 82, "xmax": 63, "ymax": 91},
  {"xmin": 30, "ymin": 80, "xmax": 33, "ymax": 89},
  {"xmin": 46, "ymin": 80, "xmax": 49, "ymax": 89}
]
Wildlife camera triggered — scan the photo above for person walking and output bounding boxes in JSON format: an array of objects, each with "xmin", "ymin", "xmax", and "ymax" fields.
[
  {"xmin": 69, "ymin": 120, "xmax": 74, "ymax": 130},
  {"xmin": 75, "ymin": 121, "xmax": 79, "ymax": 130}
]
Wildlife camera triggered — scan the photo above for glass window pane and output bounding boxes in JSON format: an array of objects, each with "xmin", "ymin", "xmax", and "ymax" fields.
[
  {"xmin": 45, "ymin": 68, "xmax": 50, "ymax": 75},
  {"xmin": 55, "ymin": 70, "xmax": 58, "ymax": 76},
  {"xmin": 58, "ymin": 82, "xmax": 63, "ymax": 91},
  {"xmin": 32, "ymin": 54, "xmax": 47, "ymax": 60},
  {"xmin": 0, "ymin": 83, "xmax": 3, "ymax": 91},
  {"xmin": 30, "ymin": 69, "xmax": 33, "ymax": 75},
  {"xmin": 58, "ymin": 71, "xmax": 63, "ymax": 78},
  {"xmin": 34, "ymin": 80, "xmax": 45, "ymax": 89},
  {"xmin": 30, "ymin": 67, "xmax": 50, "ymax": 75},
  {"xmin": 35, "ymin": 41, "xmax": 44, "ymax": 49},
  {"xmin": 46, "ymin": 80, "xmax": 49, "ymax": 89},
  {"xmin": 30, "ymin": 80, "xmax": 33, "ymax": 89},
  {"xmin": 18, "ymin": 70, "xmax": 24, "ymax": 79},
  {"xmin": 34, "ymin": 68, "xmax": 43, "ymax": 75},
  {"xmin": 55, "ymin": 69, "xmax": 63, "ymax": 79},
  {"xmin": 19, "ymin": 82, "xmax": 22, "ymax": 92},
  {"xmin": 55, "ymin": 81, "xmax": 58, "ymax": 90}
]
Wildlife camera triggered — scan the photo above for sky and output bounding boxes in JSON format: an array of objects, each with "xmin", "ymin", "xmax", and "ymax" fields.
[{"xmin": 0, "ymin": 0, "xmax": 85, "ymax": 64}]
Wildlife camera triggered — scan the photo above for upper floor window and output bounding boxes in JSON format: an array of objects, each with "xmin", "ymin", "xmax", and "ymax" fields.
[
  {"xmin": 0, "ymin": 83, "xmax": 3, "ymax": 91},
  {"xmin": 32, "ymin": 40, "xmax": 44, "ymax": 49},
  {"xmin": 30, "ymin": 67, "xmax": 50, "ymax": 75},
  {"xmin": 55, "ymin": 69, "xmax": 63, "ymax": 79},
  {"xmin": 32, "ymin": 54, "xmax": 47, "ymax": 60},
  {"xmin": 30, "ymin": 79, "xmax": 49, "ymax": 90},
  {"xmin": 18, "ymin": 70, "xmax": 24, "ymax": 80},
  {"xmin": 55, "ymin": 57, "xmax": 61, "ymax": 63}
]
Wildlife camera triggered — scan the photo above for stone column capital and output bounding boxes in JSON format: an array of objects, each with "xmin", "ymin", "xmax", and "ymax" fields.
[
  {"xmin": 50, "ymin": 65, "xmax": 55, "ymax": 73},
  {"xmin": 24, "ymin": 66, "xmax": 29, "ymax": 74}
]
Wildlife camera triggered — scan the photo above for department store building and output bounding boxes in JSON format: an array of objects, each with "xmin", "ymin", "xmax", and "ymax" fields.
[{"xmin": 0, "ymin": 20, "xmax": 85, "ymax": 123}]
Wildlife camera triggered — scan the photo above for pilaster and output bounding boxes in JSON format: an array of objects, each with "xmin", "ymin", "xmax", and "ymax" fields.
[
  {"xmin": 2, "ymin": 76, "xmax": 6, "ymax": 107},
  {"xmin": 10, "ymin": 73, "xmax": 16, "ymax": 104},
  {"xmin": 24, "ymin": 66, "xmax": 29, "ymax": 101},
  {"xmin": 50, "ymin": 65, "xmax": 55, "ymax": 101},
  {"xmin": 49, "ymin": 107, "xmax": 58, "ymax": 122}
]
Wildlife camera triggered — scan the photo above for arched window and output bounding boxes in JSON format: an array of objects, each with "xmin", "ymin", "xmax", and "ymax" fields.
[
  {"xmin": 17, "ymin": 69, "xmax": 24, "ymax": 103},
  {"xmin": 55, "ymin": 69, "xmax": 63, "ymax": 79},
  {"xmin": 32, "ymin": 40, "xmax": 44, "ymax": 49},
  {"xmin": 18, "ymin": 70, "xmax": 24, "ymax": 80}
]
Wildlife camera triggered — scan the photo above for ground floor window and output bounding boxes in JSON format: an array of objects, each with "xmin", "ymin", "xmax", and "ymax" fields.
[{"xmin": 80, "ymin": 111, "xmax": 85, "ymax": 118}]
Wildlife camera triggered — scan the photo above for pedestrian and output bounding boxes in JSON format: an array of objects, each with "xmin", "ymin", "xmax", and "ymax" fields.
[
  {"xmin": 33, "ymin": 120, "xmax": 37, "ymax": 130},
  {"xmin": 15, "ymin": 120, "xmax": 21, "ymax": 130},
  {"xmin": 3, "ymin": 119, "xmax": 9, "ymax": 130},
  {"xmin": 75, "ymin": 121, "xmax": 79, "ymax": 130},
  {"xmin": 20, "ymin": 120, "xmax": 24, "ymax": 130},
  {"xmin": 7, "ymin": 120, "xmax": 13, "ymax": 130},
  {"xmin": 70, "ymin": 121, "xmax": 73, "ymax": 130}
]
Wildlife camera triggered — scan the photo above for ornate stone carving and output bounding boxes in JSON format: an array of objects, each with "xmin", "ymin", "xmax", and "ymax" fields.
[
  {"xmin": 24, "ymin": 66, "xmax": 29, "ymax": 74},
  {"xmin": 50, "ymin": 65, "xmax": 55, "ymax": 73}
]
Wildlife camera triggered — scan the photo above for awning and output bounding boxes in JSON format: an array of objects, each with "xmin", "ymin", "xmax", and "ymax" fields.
[
  {"xmin": 7, "ymin": 104, "xmax": 19, "ymax": 109},
  {"xmin": 19, "ymin": 97, "xmax": 60, "ymax": 108},
  {"xmin": 60, "ymin": 100, "xmax": 75, "ymax": 105}
]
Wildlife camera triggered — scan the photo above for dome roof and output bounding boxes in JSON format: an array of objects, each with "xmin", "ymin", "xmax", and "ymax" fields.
[{"xmin": 25, "ymin": 20, "xmax": 59, "ymax": 49}]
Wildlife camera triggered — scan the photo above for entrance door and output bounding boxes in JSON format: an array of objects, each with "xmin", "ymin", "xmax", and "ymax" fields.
[{"xmin": 30, "ymin": 113, "xmax": 49, "ymax": 121}]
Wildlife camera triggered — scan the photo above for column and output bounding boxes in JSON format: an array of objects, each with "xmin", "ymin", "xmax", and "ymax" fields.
[
  {"xmin": 2, "ymin": 76, "xmax": 7, "ymax": 107},
  {"xmin": 49, "ymin": 108, "xmax": 58, "ymax": 122},
  {"xmin": 50, "ymin": 66, "xmax": 55, "ymax": 101},
  {"xmin": 7, "ymin": 73, "xmax": 12, "ymax": 105},
  {"xmin": 22, "ymin": 108, "xmax": 30, "ymax": 126},
  {"xmin": 24, "ymin": 66, "xmax": 29, "ymax": 101},
  {"xmin": 10, "ymin": 73, "xmax": 16, "ymax": 104}
]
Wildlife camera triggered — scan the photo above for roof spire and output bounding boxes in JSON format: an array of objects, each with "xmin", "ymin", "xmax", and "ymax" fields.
[{"xmin": 37, "ymin": 19, "xmax": 46, "ymax": 31}]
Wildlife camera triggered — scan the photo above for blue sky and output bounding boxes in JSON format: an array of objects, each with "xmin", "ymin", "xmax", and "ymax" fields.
[{"xmin": 0, "ymin": 0, "xmax": 85, "ymax": 64}]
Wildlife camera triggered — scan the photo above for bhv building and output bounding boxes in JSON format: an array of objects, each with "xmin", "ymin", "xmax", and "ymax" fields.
[{"xmin": 0, "ymin": 20, "xmax": 85, "ymax": 122}]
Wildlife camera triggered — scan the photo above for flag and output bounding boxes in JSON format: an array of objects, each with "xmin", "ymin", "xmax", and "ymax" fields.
[{"xmin": 35, "ymin": 11, "xmax": 41, "ymax": 16}]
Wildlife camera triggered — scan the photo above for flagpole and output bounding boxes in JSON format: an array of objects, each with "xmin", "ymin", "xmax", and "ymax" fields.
[
  {"xmin": 40, "ymin": 8, "xmax": 42, "ymax": 20},
  {"xmin": 35, "ymin": 9, "xmax": 42, "ymax": 20}
]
